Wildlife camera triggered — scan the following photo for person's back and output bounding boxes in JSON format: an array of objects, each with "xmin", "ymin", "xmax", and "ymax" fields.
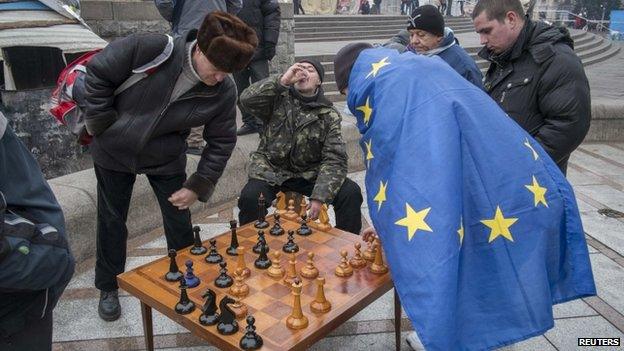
[{"xmin": 154, "ymin": 0, "xmax": 242, "ymax": 36}]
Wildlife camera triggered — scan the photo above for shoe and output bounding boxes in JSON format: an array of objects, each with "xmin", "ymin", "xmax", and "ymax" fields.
[
  {"xmin": 236, "ymin": 123, "xmax": 260, "ymax": 136},
  {"xmin": 98, "ymin": 289, "xmax": 121, "ymax": 321},
  {"xmin": 406, "ymin": 331, "xmax": 424, "ymax": 350}
]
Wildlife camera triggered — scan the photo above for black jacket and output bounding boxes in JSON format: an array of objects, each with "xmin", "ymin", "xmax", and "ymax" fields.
[
  {"xmin": 479, "ymin": 20, "xmax": 591, "ymax": 173},
  {"xmin": 84, "ymin": 31, "xmax": 238, "ymax": 201},
  {"xmin": 236, "ymin": 0, "xmax": 281, "ymax": 61}
]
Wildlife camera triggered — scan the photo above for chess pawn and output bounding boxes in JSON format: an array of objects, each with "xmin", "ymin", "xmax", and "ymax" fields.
[
  {"xmin": 184, "ymin": 259, "xmax": 201, "ymax": 288},
  {"xmin": 362, "ymin": 236, "xmax": 376, "ymax": 262},
  {"xmin": 369, "ymin": 240, "xmax": 389, "ymax": 274},
  {"xmin": 229, "ymin": 268, "xmax": 250, "ymax": 298},
  {"xmin": 335, "ymin": 250, "xmax": 353, "ymax": 277},
  {"xmin": 310, "ymin": 277, "xmax": 331, "ymax": 314},
  {"xmin": 165, "ymin": 249, "xmax": 183, "ymax": 282},
  {"xmin": 205, "ymin": 238, "xmax": 223, "ymax": 264},
  {"xmin": 267, "ymin": 251, "xmax": 285, "ymax": 278},
  {"xmin": 286, "ymin": 278, "xmax": 308, "ymax": 330},
  {"xmin": 236, "ymin": 246, "xmax": 251, "ymax": 279},
  {"xmin": 283, "ymin": 253, "xmax": 299, "ymax": 285},
  {"xmin": 190, "ymin": 226, "xmax": 207, "ymax": 255},
  {"xmin": 269, "ymin": 213, "xmax": 285, "ymax": 236},
  {"xmin": 349, "ymin": 242, "xmax": 367, "ymax": 269},
  {"xmin": 316, "ymin": 204, "xmax": 332, "ymax": 231},
  {"xmin": 175, "ymin": 278, "xmax": 195, "ymax": 314},
  {"xmin": 282, "ymin": 230, "xmax": 299, "ymax": 253},
  {"xmin": 284, "ymin": 199, "xmax": 298, "ymax": 220},
  {"xmin": 300, "ymin": 252, "xmax": 319, "ymax": 279},
  {"xmin": 215, "ymin": 261, "xmax": 234, "ymax": 288},
  {"xmin": 230, "ymin": 299, "xmax": 248, "ymax": 320},
  {"xmin": 226, "ymin": 220, "xmax": 239, "ymax": 256},
  {"xmin": 296, "ymin": 214, "xmax": 313, "ymax": 236},
  {"xmin": 199, "ymin": 289, "xmax": 219, "ymax": 326},
  {"xmin": 254, "ymin": 193, "xmax": 269, "ymax": 229},
  {"xmin": 239, "ymin": 315, "xmax": 263, "ymax": 350},
  {"xmin": 275, "ymin": 191, "xmax": 287, "ymax": 216}
]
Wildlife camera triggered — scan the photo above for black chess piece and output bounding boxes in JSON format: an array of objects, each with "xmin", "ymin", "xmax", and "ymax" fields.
[
  {"xmin": 184, "ymin": 260, "xmax": 200, "ymax": 288},
  {"xmin": 239, "ymin": 315, "xmax": 263, "ymax": 350},
  {"xmin": 282, "ymin": 230, "xmax": 299, "ymax": 253},
  {"xmin": 217, "ymin": 295, "xmax": 239, "ymax": 335},
  {"xmin": 226, "ymin": 220, "xmax": 239, "ymax": 256},
  {"xmin": 253, "ymin": 230, "xmax": 269, "ymax": 254},
  {"xmin": 297, "ymin": 214, "xmax": 313, "ymax": 236},
  {"xmin": 199, "ymin": 289, "xmax": 220, "ymax": 326},
  {"xmin": 165, "ymin": 249, "xmax": 184, "ymax": 282},
  {"xmin": 175, "ymin": 278, "xmax": 195, "ymax": 314},
  {"xmin": 214, "ymin": 261, "xmax": 234, "ymax": 288},
  {"xmin": 205, "ymin": 238, "xmax": 223, "ymax": 264},
  {"xmin": 269, "ymin": 214, "xmax": 285, "ymax": 236},
  {"xmin": 254, "ymin": 239, "xmax": 272, "ymax": 269},
  {"xmin": 190, "ymin": 226, "xmax": 208, "ymax": 255},
  {"xmin": 254, "ymin": 193, "xmax": 269, "ymax": 229}
]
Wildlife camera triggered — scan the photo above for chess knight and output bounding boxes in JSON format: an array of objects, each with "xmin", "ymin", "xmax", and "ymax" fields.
[{"xmin": 236, "ymin": 60, "xmax": 363, "ymax": 235}]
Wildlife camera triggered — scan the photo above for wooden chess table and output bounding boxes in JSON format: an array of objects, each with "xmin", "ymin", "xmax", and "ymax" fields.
[{"xmin": 118, "ymin": 215, "xmax": 400, "ymax": 351}]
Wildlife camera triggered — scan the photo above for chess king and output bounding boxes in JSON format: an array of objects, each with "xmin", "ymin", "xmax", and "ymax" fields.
[{"xmin": 236, "ymin": 59, "xmax": 363, "ymax": 235}]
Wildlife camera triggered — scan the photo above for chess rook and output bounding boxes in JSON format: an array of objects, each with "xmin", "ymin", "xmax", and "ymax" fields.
[{"xmin": 286, "ymin": 278, "xmax": 308, "ymax": 330}]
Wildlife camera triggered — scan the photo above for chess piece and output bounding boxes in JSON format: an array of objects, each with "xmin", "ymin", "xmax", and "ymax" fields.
[
  {"xmin": 254, "ymin": 239, "xmax": 272, "ymax": 269},
  {"xmin": 299, "ymin": 197, "xmax": 307, "ymax": 219},
  {"xmin": 236, "ymin": 246, "xmax": 251, "ymax": 278},
  {"xmin": 282, "ymin": 230, "xmax": 299, "ymax": 253},
  {"xmin": 310, "ymin": 277, "xmax": 331, "ymax": 314},
  {"xmin": 267, "ymin": 251, "xmax": 285, "ymax": 278},
  {"xmin": 286, "ymin": 278, "xmax": 308, "ymax": 330},
  {"xmin": 275, "ymin": 191, "xmax": 287, "ymax": 216},
  {"xmin": 317, "ymin": 204, "xmax": 332, "ymax": 231},
  {"xmin": 349, "ymin": 242, "xmax": 367, "ymax": 269},
  {"xmin": 184, "ymin": 260, "xmax": 200, "ymax": 288},
  {"xmin": 205, "ymin": 238, "xmax": 223, "ymax": 264},
  {"xmin": 335, "ymin": 250, "xmax": 353, "ymax": 277},
  {"xmin": 300, "ymin": 252, "xmax": 319, "ymax": 279},
  {"xmin": 254, "ymin": 193, "xmax": 269, "ymax": 229},
  {"xmin": 217, "ymin": 296, "xmax": 239, "ymax": 335},
  {"xmin": 296, "ymin": 214, "xmax": 313, "ymax": 236},
  {"xmin": 190, "ymin": 226, "xmax": 207, "ymax": 255},
  {"xmin": 269, "ymin": 213, "xmax": 285, "ymax": 236},
  {"xmin": 226, "ymin": 220, "xmax": 239, "ymax": 256},
  {"xmin": 253, "ymin": 230, "xmax": 269, "ymax": 254},
  {"xmin": 283, "ymin": 199, "xmax": 298, "ymax": 220},
  {"xmin": 215, "ymin": 261, "xmax": 234, "ymax": 288},
  {"xmin": 165, "ymin": 249, "xmax": 183, "ymax": 282},
  {"xmin": 199, "ymin": 289, "xmax": 220, "ymax": 326},
  {"xmin": 230, "ymin": 299, "xmax": 248, "ymax": 320},
  {"xmin": 175, "ymin": 278, "xmax": 195, "ymax": 314},
  {"xmin": 362, "ymin": 236, "xmax": 376, "ymax": 262},
  {"xmin": 239, "ymin": 315, "xmax": 263, "ymax": 350},
  {"xmin": 229, "ymin": 268, "xmax": 250, "ymax": 298},
  {"xmin": 283, "ymin": 253, "xmax": 298, "ymax": 285},
  {"xmin": 369, "ymin": 239, "xmax": 389, "ymax": 274}
]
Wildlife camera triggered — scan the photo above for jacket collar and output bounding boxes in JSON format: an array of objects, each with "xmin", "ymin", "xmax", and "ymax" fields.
[{"xmin": 288, "ymin": 86, "xmax": 333, "ymax": 109}]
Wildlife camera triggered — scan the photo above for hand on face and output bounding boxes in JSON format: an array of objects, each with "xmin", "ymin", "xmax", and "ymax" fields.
[{"xmin": 280, "ymin": 63, "xmax": 310, "ymax": 86}]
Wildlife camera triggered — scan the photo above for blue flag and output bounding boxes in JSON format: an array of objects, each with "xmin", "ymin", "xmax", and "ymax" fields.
[{"xmin": 347, "ymin": 48, "xmax": 596, "ymax": 350}]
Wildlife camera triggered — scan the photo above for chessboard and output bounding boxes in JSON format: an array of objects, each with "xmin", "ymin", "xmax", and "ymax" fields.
[{"xmin": 118, "ymin": 210, "xmax": 393, "ymax": 351}]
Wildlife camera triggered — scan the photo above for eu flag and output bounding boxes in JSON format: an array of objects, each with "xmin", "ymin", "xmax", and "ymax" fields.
[{"xmin": 346, "ymin": 48, "xmax": 596, "ymax": 350}]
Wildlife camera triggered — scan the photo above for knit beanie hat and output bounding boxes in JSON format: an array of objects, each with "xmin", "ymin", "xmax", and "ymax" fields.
[
  {"xmin": 196, "ymin": 12, "xmax": 259, "ymax": 73},
  {"xmin": 407, "ymin": 5, "xmax": 445, "ymax": 37},
  {"xmin": 333, "ymin": 42, "xmax": 373, "ymax": 93},
  {"xmin": 298, "ymin": 58, "xmax": 325, "ymax": 83}
]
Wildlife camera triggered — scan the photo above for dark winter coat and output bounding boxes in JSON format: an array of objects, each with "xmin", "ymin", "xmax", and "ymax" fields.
[
  {"xmin": 479, "ymin": 20, "xmax": 591, "ymax": 173},
  {"xmin": 154, "ymin": 0, "xmax": 242, "ymax": 36},
  {"xmin": 84, "ymin": 31, "xmax": 238, "ymax": 201},
  {"xmin": 236, "ymin": 0, "xmax": 281, "ymax": 62}
]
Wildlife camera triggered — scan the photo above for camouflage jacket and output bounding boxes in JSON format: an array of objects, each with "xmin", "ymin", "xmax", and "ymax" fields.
[{"xmin": 239, "ymin": 75, "xmax": 348, "ymax": 203}]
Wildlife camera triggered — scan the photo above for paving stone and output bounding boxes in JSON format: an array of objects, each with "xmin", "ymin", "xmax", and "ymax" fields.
[
  {"xmin": 570, "ymin": 151, "xmax": 624, "ymax": 177},
  {"xmin": 309, "ymin": 330, "xmax": 412, "ymax": 351},
  {"xmin": 590, "ymin": 254, "xmax": 624, "ymax": 314},
  {"xmin": 567, "ymin": 165, "xmax": 605, "ymax": 186},
  {"xmin": 67, "ymin": 256, "xmax": 162, "ymax": 290},
  {"xmin": 575, "ymin": 184, "xmax": 624, "ymax": 212},
  {"xmin": 350, "ymin": 289, "xmax": 407, "ymax": 322},
  {"xmin": 544, "ymin": 315, "xmax": 624, "ymax": 351},
  {"xmin": 156, "ymin": 346, "xmax": 216, "ymax": 351},
  {"xmin": 553, "ymin": 299, "xmax": 599, "ymax": 319},
  {"xmin": 499, "ymin": 335, "xmax": 557, "ymax": 351},
  {"xmin": 579, "ymin": 144, "xmax": 624, "ymax": 166},
  {"xmin": 578, "ymin": 204, "xmax": 624, "ymax": 256},
  {"xmin": 139, "ymin": 223, "xmax": 229, "ymax": 249}
]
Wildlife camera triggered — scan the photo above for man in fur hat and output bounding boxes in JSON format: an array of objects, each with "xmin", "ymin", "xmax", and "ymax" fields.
[
  {"xmin": 236, "ymin": 59, "xmax": 363, "ymax": 235},
  {"xmin": 82, "ymin": 12, "xmax": 258, "ymax": 321}
]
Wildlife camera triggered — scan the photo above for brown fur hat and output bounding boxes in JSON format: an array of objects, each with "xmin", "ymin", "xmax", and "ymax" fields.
[{"xmin": 196, "ymin": 12, "xmax": 259, "ymax": 73}]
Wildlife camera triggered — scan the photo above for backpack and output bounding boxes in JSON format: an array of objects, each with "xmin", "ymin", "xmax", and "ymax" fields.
[{"xmin": 49, "ymin": 34, "xmax": 174, "ymax": 145}]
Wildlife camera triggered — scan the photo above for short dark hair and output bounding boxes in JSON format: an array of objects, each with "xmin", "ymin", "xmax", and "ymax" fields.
[{"xmin": 472, "ymin": 0, "xmax": 525, "ymax": 22}]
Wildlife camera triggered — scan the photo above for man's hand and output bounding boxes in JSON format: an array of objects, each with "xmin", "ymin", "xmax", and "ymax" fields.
[
  {"xmin": 307, "ymin": 199, "xmax": 323, "ymax": 220},
  {"xmin": 362, "ymin": 226, "xmax": 378, "ymax": 242},
  {"xmin": 168, "ymin": 188, "xmax": 198, "ymax": 210},
  {"xmin": 280, "ymin": 63, "xmax": 309, "ymax": 87}
]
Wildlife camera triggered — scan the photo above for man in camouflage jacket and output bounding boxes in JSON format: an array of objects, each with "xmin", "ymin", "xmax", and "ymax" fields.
[{"xmin": 238, "ymin": 59, "xmax": 363, "ymax": 234}]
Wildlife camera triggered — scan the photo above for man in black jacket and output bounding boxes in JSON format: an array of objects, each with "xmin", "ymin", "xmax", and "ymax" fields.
[
  {"xmin": 83, "ymin": 12, "xmax": 257, "ymax": 321},
  {"xmin": 234, "ymin": 0, "xmax": 281, "ymax": 135},
  {"xmin": 472, "ymin": 0, "xmax": 590, "ymax": 174}
]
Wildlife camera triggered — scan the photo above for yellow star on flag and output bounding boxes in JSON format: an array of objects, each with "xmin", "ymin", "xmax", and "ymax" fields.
[
  {"xmin": 365, "ymin": 57, "xmax": 390, "ymax": 78},
  {"xmin": 373, "ymin": 180, "xmax": 387, "ymax": 211},
  {"xmin": 395, "ymin": 203, "xmax": 432, "ymax": 241},
  {"xmin": 356, "ymin": 97, "xmax": 373, "ymax": 125},
  {"xmin": 524, "ymin": 137, "xmax": 539, "ymax": 160},
  {"xmin": 480, "ymin": 206, "xmax": 518, "ymax": 243},
  {"xmin": 364, "ymin": 139, "xmax": 374, "ymax": 168},
  {"xmin": 525, "ymin": 175, "xmax": 548, "ymax": 207},
  {"xmin": 457, "ymin": 218, "xmax": 464, "ymax": 245}
]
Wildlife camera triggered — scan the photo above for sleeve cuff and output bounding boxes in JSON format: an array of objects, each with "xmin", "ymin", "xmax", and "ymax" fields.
[{"xmin": 183, "ymin": 173, "xmax": 215, "ymax": 202}]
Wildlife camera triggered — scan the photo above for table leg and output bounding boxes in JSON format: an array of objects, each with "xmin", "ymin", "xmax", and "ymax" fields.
[
  {"xmin": 394, "ymin": 289, "xmax": 401, "ymax": 351},
  {"xmin": 141, "ymin": 301, "xmax": 155, "ymax": 351}
]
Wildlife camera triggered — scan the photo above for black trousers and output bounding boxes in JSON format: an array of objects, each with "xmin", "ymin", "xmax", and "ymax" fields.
[
  {"xmin": 0, "ymin": 310, "xmax": 53, "ymax": 351},
  {"xmin": 233, "ymin": 60, "xmax": 270, "ymax": 128},
  {"xmin": 238, "ymin": 178, "xmax": 363, "ymax": 234},
  {"xmin": 293, "ymin": 0, "xmax": 305, "ymax": 14},
  {"xmin": 94, "ymin": 164, "xmax": 194, "ymax": 291}
]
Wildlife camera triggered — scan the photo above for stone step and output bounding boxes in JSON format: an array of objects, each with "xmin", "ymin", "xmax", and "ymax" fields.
[
  {"xmin": 294, "ymin": 14, "xmax": 469, "ymax": 23},
  {"xmin": 583, "ymin": 45, "xmax": 621, "ymax": 66},
  {"xmin": 296, "ymin": 23, "xmax": 474, "ymax": 34},
  {"xmin": 295, "ymin": 18, "xmax": 470, "ymax": 28},
  {"xmin": 295, "ymin": 27, "xmax": 474, "ymax": 42}
]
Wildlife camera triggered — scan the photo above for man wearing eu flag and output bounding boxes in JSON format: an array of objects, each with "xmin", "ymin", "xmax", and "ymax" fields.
[{"xmin": 333, "ymin": 43, "xmax": 596, "ymax": 350}]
